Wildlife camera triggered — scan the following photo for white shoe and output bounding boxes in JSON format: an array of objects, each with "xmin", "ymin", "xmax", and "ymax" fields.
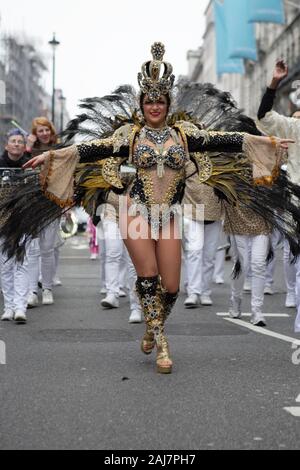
[
  {"xmin": 53, "ymin": 277, "xmax": 62, "ymax": 287},
  {"xmin": 119, "ymin": 288, "xmax": 127, "ymax": 298},
  {"xmin": 27, "ymin": 292, "xmax": 39, "ymax": 308},
  {"xmin": 90, "ymin": 253, "xmax": 98, "ymax": 260},
  {"xmin": 100, "ymin": 288, "xmax": 107, "ymax": 296},
  {"xmin": 129, "ymin": 309, "xmax": 142, "ymax": 323},
  {"xmin": 101, "ymin": 294, "xmax": 119, "ymax": 309},
  {"xmin": 1, "ymin": 309, "xmax": 14, "ymax": 321},
  {"xmin": 42, "ymin": 289, "xmax": 54, "ymax": 305},
  {"xmin": 243, "ymin": 281, "xmax": 251, "ymax": 292},
  {"xmin": 229, "ymin": 298, "xmax": 242, "ymax": 319},
  {"xmin": 251, "ymin": 311, "xmax": 266, "ymax": 327},
  {"xmin": 285, "ymin": 293, "xmax": 296, "ymax": 308},
  {"xmin": 14, "ymin": 311, "xmax": 27, "ymax": 324},
  {"xmin": 200, "ymin": 294, "xmax": 213, "ymax": 306},
  {"xmin": 214, "ymin": 277, "xmax": 224, "ymax": 285},
  {"xmin": 264, "ymin": 285, "xmax": 274, "ymax": 295},
  {"xmin": 184, "ymin": 294, "xmax": 199, "ymax": 308}
]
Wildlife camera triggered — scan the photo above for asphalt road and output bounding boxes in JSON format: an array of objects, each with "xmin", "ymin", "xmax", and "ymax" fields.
[{"xmin": 0, "ymin": 234, "xmax": 299, "ymax": 450}]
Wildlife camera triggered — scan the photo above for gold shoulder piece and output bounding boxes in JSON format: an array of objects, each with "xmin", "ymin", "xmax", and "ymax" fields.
[
  {"xmin": 191, "ymin": 152, "xmax": 213, "ymax": 183},
  {"xmin": 102, "ymin": 157, "xmax": 126, "ymax": 189},
  {"xmin": 174, "ymin": 120, "xmax": 209, "ymax": 141},
  {"xmin": 112, "ymin": 123, "xmax": 139, "ymax": 153}
]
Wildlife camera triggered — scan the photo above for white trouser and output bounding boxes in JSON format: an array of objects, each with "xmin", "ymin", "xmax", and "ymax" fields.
[
  {"xmin": 213, "ymin": 227, "xmax": 227, "ymax": 282},
  {"xmin": 182, "ymin": 218, "xmax": 204, "ymax": 295},
  {"xmin": 98, "ymin": 219, "xmax": 123, "ymax": 297},
  {"xmin": 182, "ymin": 219, "xmax": 221, "ymax": 296},
  {"xmin": 214, "ymin": 250, "xmax": 225, "ymax": 282},
  {"xmin": 283, "ymin": 239, "xmax": 296, "ymax": 296},
  {"xmin": 294, "ymin": 256, "xmax": 300, "ymax": 332},
  {"xmin": 1, "ymin": 247, "xmax": 29, "ymax": 314},
  {"xmin": 230, "ymin": 234, "xmax": 269, "ymax": 314},
  {"xmin": 119, "ymin": 249, "xmax": 129, "ymax": 290},
  {"xmin": 40, "ymin": 220, "xmax": 60, "ymax": 290},
  {"xmin": 27, "ymin": 220, "xmax": 60, "ymax": 292},
  {"xmin": 54, "ymin": 246, "xmax": 60, "ymax": 278},
  {"xmin": 98, "ymin": 223, "xmax": 106, "ymax": 291},
  {"xmin": 265, "ymin": 230, "xmax": 281, "ymax": 287},
  {"xmin": 122, "ymin": 247, "xmax": 141, "ymax": 312},
  {"xmin": 53, "ymin": 228, "xmax": 64, "ymax": 279},
  {"xmin": 202, "ymin": 221, "xmax": 222, "ymax": 296},
  {"xmin": 27, "ymin": 238, "xmax": 40, "ymax": 293}
]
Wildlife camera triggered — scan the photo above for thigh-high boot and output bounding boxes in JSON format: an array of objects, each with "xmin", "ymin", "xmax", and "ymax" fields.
[{"xmin": 136, "ymin": 275, "xmax": 173, "ymax": 374}]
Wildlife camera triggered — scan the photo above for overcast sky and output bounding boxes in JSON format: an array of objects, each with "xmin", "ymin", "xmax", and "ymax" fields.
[{"xmin": 0, "ymin": 0, "xmax": 208, "ymax": 118}]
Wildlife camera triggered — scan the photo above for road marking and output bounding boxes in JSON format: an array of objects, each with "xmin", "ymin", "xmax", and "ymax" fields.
[
  {"xmin": 217, "ymin": 313, "xmax": 290, "ymax": 318},
  {"xmin": 0, "ymin": 340, "xmax": 6, "ymax": 365},
  {"xmin": 224, "ymin": 318, "xmax": 300, "ymax": 345},
  {"xmin": 70, "ymin": 245, "xmax": 89, "ymax": 250},
  {"xmin": 225, "ymin": 317, "xmax": 300, "ymax": 419},
  {"xmin": 284, "ymin": 407, "xmax": 300, "ymax": 417}
]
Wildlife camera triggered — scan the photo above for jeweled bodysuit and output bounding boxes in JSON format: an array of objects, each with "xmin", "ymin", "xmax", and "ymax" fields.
[{"xmin": 129, "ymin": 126, "xmax": 186, "ymax": 235}]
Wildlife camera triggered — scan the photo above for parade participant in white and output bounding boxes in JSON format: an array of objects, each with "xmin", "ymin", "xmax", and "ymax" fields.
[{"xmin": 257, "ymin": 60, "xmax": 300, "ymax": 332}]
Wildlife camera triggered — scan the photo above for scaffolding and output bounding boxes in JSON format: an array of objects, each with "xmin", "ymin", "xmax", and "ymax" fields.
[{"xmin": 0, "ymin": 34, "xmax": 48, "ymax": 151}]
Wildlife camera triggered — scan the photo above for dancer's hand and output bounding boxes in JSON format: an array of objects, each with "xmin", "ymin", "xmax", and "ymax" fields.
[
  {"xmin": 23, "ymin": 153, "xmax": 46, "ymax": 169},
  {"xmin": 270, "ymin": 60, "xmax": 288, "ymax": 89},
  {"xmin": 268, "ymin": 136, "xmax": 294, "ymax": 150}
]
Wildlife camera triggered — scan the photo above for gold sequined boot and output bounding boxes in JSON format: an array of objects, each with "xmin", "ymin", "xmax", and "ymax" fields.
[
  {"xmin": 136, "ymin": 276, "xmax": 160, "ymax": 355},
  {"xmin": 155, "ymin": 287, "xmax": 178, "ymax": 374},
  {"xmin": 136, "ymin": 276, "xmax": 177, "ymax": 374}
]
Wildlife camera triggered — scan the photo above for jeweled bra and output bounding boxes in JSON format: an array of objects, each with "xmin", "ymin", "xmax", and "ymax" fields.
[{"xmin": 134, "ymin": 126, "xmax": 185, "ymax": 177}]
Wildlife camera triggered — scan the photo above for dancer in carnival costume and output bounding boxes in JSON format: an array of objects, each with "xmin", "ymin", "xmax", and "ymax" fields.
[{"xmin": 0, "ymin": 43, "xmax": 299, "ymax": 374}]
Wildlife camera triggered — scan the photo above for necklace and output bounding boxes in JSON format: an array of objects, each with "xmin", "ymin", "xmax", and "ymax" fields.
[
  {"xmin": 144, "ymin": 126, "xmax": 171, "ymax": 145},
  {"xmin": 139, "ymin": 125, "xmax": 172, "ymax": 178}
]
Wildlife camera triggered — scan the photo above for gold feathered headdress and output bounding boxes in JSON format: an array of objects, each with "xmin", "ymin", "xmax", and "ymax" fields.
[{"xmin": 138, "ymin": 42, "xmax": 175, "ymax": 101}]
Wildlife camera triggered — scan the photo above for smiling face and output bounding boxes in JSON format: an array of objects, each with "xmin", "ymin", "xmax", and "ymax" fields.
[
  {"xmin": 36, "ymin": 125, "xmax": 52, "ymax": 145},
  {"xmin": 5, "ymin": 134, "xmax": 26, "ymax": 160},
  {"xmin": 142, "ymin": 94, "xmax": 169, "ymax": 128}
]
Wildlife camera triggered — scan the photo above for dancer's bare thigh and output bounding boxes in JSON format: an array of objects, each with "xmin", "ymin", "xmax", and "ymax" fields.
[
  {"xmin": 120, "ymin": 213, "xmax": 158, "ymax": 277},
  {"xmin": 156, "ymin": 218, "xmax": 181, "ymax": 293},
  {"xmin": 120, "ymin": 212, "xmax": 181, "ymax": 289}
]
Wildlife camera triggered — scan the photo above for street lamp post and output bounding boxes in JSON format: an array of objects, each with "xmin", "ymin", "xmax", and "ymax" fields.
[
  {"xmin": 59, "ymin": 93, "xmax": 66, "ymax": 132},
  {"xmin": 48, "ymin": 33, "xmax": 60, "ymax": 126}
]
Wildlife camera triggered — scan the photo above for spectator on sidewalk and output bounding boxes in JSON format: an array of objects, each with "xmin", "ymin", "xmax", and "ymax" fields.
[{"xmin": 0, "ymin": 129, "xmax": 31, "ymax": 323}]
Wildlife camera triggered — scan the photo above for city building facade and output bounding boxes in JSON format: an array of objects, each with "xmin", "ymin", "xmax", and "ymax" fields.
[
  {"xmin": 0, "ymin": 34, "xmax": 69, "ymax": 152},
  {"xmin": 187, "ymin": 0, "xmax": 300, "ymax": 119}
]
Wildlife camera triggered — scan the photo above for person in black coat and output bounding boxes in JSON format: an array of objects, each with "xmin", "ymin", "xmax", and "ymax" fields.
[{"xmin": 0, "ymin": 129, "xmax": 31, "ymax": 169}]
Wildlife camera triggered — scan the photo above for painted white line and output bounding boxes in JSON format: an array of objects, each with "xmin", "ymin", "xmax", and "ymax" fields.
[
  {"xmin": 284, "ymin": 407, "xmax": 300, "ymax": 417},
  {"xmin": 217, "ymin": 313, "xmax": 290, "ymax": 318},
  {"xmin": 70, "ymin": 246, "xmax": 89, "ymax": 250},
  {"xmin": 224, "ymin": 318, "xmax": 300, "ymax": 345}
]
